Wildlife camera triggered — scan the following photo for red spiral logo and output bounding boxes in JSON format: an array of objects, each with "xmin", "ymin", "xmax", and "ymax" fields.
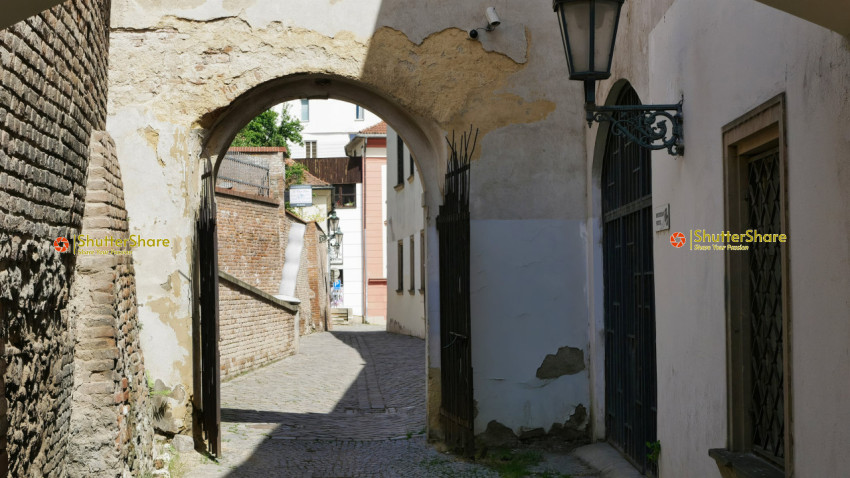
[
  {"xmin": 54, "ymin": 237, "xmax": 70, "ymax": 253},
  {"xmin": 669, "ymin": 232, "xmax": 686, "ymax": 248}
]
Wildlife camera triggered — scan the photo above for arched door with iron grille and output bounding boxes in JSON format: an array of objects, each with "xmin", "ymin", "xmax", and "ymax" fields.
[{"xmin": 602, "ymin": 84, "xmax": 658, "ymax": 475}]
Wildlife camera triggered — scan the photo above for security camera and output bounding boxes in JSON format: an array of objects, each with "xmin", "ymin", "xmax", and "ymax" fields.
[
  {"xmin": 469, "ymin": 7, "xmax": 502, "ymax": 40},
  {"xmin": 485, "ymin": 7, "xmax": 501, "ymax": 31}
]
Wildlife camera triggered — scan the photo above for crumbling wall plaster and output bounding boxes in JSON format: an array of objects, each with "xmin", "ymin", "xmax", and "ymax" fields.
[{"xmin": 108, "ymin": 0, "xmax": 591, "ymax": 439}]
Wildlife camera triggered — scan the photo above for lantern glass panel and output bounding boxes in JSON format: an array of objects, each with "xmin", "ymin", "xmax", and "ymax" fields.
[
  {"xmin": 593, "ymin": 0, "xmax": 620, "ymax": 74},
  {"xmin": 560, "ymin": 1, "xmax": 590, "ymax": 75}
]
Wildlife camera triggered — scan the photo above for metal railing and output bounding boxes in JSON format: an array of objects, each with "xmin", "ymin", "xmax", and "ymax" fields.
[{"xmin": 216, "ymin": 152, "xmax": 271, "ymax": 197}]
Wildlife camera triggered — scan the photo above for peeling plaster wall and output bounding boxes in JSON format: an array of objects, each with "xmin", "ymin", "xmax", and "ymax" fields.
[
  {"xmin": 586, "ymin": 1, "xmax": 850, "ymax": 476},
  {"xmin": 107, "ymin": 0, "xmax": 590, "ymax": 437}
]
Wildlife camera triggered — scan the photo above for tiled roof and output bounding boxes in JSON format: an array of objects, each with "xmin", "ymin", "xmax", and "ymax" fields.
[
  {"xmin": 285, "ymin": 159, "xmax": 330, "ymax": 186},
  {"xmin": 358, "ymin": 121, "xmax": 387, "ymax": 135},
  {"xmin": 228, "ymin": 146, "xmax": 288, "ymax": 153}
]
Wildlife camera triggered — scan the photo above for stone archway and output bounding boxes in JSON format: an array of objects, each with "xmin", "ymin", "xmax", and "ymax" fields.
[
  {"xmin": 194, "ymin": 73, "xmax": 449, "ymax": 443},
  {"xmin": 107, "ymin": 1, "xmax": 582, "ymax": 449}
]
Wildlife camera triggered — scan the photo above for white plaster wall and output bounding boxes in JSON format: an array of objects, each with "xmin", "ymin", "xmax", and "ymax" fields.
[
  {"xmin": 337, "ymin": 183, "xmax": 363, "ymax": 317},
  {"xmin": 586, "ymin": 1, "xmax": 850, "ymax": 476},
  {"xmin": 281, "ymin": 99, "xmax": 382, "ymax": 159},
  {"xmin": 291, "ymin": 189, "xmax": 332, "ymax": 225},
  {"xmin": 471, "ymin": 219, "xmax": 590, "ymax": 435},
  {"xmin": 106, "ymin": 110, "xmax": 198, "ymax": 388},
  {"xmin": 386, "ymin": 128, "xmax": 426, "ymax": 339}
]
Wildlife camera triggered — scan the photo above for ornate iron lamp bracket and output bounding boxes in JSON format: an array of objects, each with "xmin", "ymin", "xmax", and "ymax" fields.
[{"xmin": 586, "ymin": 101, "xmax": 684, "ymax": 156}]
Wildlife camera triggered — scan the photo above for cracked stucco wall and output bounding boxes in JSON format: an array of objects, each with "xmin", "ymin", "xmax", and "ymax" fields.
[{"xmin": 106, "ymin": 0, "xmax": 591, "ymax": 437}]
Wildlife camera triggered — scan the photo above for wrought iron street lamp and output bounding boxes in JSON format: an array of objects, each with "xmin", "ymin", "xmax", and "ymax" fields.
[
  {"xmin": 553, "ymin": 0, "xmax": 684, "ymax": 155},
  {"xmin": 320, "ymin": 209, "xmax": 344, "ymax": 264},
  {"xmin": 319, "ymin": 209, "xmax": 342, "ymax": 244}
]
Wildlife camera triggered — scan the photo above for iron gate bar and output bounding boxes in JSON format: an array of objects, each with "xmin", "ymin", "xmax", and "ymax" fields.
[
  {"xmin": 438, "ymin": 127, "xmax": 476, "ymax": 457},
  {"xmin": 746, "ymin": 149, "xmax": 784, "ymax": 465},
  {"xmin": 197, "ymin": 158, "xmax": 221, "ymax": 457},
  {"xmin": 602, "ymin": 85, "xmax": 657, "ymax": 475}
]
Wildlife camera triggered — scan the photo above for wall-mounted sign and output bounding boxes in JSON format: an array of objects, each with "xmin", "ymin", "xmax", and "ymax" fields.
[
  {"xmin": 289, "ymin": 185, "xmax": 313, "ymax": 207},
  {"xmin": 654, "ymin": 204, "xmax": 670, "ymax": 232}
]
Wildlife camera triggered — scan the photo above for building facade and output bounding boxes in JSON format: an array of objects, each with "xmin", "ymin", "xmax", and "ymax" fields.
[
  {"xmin": 385, "ymin": 126, "xmax": 426, "ymax": 338},
  {"xmin": 5, "ymin": 1, "xmax": 833, "ymax": 476},
  {"xmin": 345, "ymin": 122, "xmax": 389, "ymax": 324}
]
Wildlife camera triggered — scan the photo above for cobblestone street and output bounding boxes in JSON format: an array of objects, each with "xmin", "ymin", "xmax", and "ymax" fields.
[
  {"xmin": 182, "ymin": 324, "xmax": 601, "ymax": 477},
  {"xmin": 183, "ymin": 324, "xmax": 496, "ymax": 477}
]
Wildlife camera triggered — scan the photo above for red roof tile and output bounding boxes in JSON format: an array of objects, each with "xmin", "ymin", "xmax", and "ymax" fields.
[{"xmin": 358, "ymin": 121, "xmax": 387, "ymax": 135}]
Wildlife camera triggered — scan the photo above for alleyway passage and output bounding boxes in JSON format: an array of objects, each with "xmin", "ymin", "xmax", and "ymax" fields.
[
  {"xmin": 183, "ymin": 324, "xmax": 494, "ymax": 477},
  {"xmin": 182, "ymin": 324, "xmax": 604, "ymax": 477}
]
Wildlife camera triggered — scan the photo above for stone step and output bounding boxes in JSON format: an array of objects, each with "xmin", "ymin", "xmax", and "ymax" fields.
[{"xmin": 331, "ymin": 308, "xmax": 351, "ymax": 323}]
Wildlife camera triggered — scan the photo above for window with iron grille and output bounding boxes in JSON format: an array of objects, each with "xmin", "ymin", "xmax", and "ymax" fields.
[
  {"xmin": 397, "ymin": 135, "xmax": 404, "ymax": 186},
  {"xmin": 419, "ymin": 229, "xmax": 425, "ymax": 293},
  {"xmin": 409, "ymin": 235, "xmax": 416, "ymax": 293},
  {"xmin": 305, "ymin": 140, "xmax": 317, "ymax": 159},
  {"xmin": 720, "ymin": 94, "xmax": 790, "ymax": 473},
  {"xmin": 334, "ymin": 184, "xmax": 356, "ymax": 208},
  {"xmin": 397, "ymin": 241, "xmax": 404, "ymax": 292}
]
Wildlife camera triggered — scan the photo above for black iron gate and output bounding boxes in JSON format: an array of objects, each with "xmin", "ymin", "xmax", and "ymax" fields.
[
  {"xmin": 602, "ymin": 85, "xmax": 657, "ymax": 475},
  {"xmin": 197, "ymin": 158, "xmax": 221, "ymax": 457},
  {"xmin": 438, "ymin": 129, "xmax": 476, "ymax": 456}
]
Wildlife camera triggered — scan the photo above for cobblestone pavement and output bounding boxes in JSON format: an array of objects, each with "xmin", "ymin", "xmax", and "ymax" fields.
[{"xmin": 183, "ymin": 324, "xmax": 601, "ymax": 477}]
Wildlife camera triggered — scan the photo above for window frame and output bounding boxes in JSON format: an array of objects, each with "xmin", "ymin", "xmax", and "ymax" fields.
[
  {"xmin": 419, "ymin": 229, "xmax": 425, "ymax": 294},
  {"xmin": 355, "ymin": 105, "xmax": 365, "ymax": 121},
  {"xmin": 396, "ymin": 240, "xmax": 404, "ymax": 293},
  {"xmin": 300, "ymin": 99, "xmax": 310, "ymax": 122},
  {"xmin": 396, "ymin": 135, "xmax": 404, "ymax": 187},
  {"xmin": 334, "ymin": 184, "xmax": 357, "ymax": 209},
  {"xmin": 409, "ymin": 235, "xmax": 416, "ymax": 293},
  {"xmin": 721, "ymin": 93, "xmax": 792, "ymax": 474},
  {"xmin": 304, "ymin": 140, "xmax": 317, "ymax": 159}
]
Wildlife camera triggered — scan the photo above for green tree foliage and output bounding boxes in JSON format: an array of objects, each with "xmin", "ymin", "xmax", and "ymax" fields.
[
  {"xmin": 231, "ymin": 107, "xmax": 304, "ymax": 151},
  {"xmin": 285, "ymin": 162, "xmax": 308, "ymax": 187}
]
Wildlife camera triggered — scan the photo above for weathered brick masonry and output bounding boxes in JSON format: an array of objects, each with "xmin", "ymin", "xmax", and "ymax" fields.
[
  {"xmin": 0, "ymin": 0, "xmax": 156, "ymax": 476},
  {"xmin": 216, "ymin": 151, "xmax": 331, "ymax": 377},
  {"xmin": 216, "ymin": 191, "xmax": 282, "ymax": 293},
  {"xmin": 218, "ymin": 278, "xmax": 298, "ymax": 378},
  {"xmin": 68, "ymin": 132, "xmax": 153, "ymax": 476}
]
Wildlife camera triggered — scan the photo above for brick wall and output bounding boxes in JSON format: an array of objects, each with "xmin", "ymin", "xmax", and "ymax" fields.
[
  {"xmin": 0, "ymin": 1, "xmax": 113, "ymax": 476},
  {"xmin": 218, "ymin": 277, "xmax": 298, "ymax": 378},
  {"xmin": 216, "ymin": 158, "xmax": 331, "ymax": 377},
  {"xmin": 216, "ymin": 191, "xmax": 282, "ymax": 294},
  {"xmin": 68, "ymin": 132, "xmax": 153, "ymax": 476},
  {"xmin": 305, "ymin": 223, "xmax": 331, "ymax": 332}
]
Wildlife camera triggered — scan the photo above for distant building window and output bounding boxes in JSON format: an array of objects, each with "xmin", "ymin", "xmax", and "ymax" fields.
[
  {"xmin": 409, "ymin": 235, "xmax": 416, "ymax": 293},
  {"xmin": 300, "ymin": 99, "xmax": 310, "ymax": 122},
  {"xmin": 355, "ymin": 105, "xmax": 365, "ymax": 121},
  {"xmin": 397, "ymin": 241, "xmax": 404, "ymax": 292},
  {"xmin": 419, "ymin": 230, "xmax": 425, "ymax": 293},
  {"xmin": 396, "ymin": 135, "xmax": 404, "ymax": 186},
  {"xmin": 305, "ymin": 140, "xmax": 317, "ymax": 159},
  {"xmin": 334, "ymin": 184, "xmax": 356, "ymax": 208}
]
